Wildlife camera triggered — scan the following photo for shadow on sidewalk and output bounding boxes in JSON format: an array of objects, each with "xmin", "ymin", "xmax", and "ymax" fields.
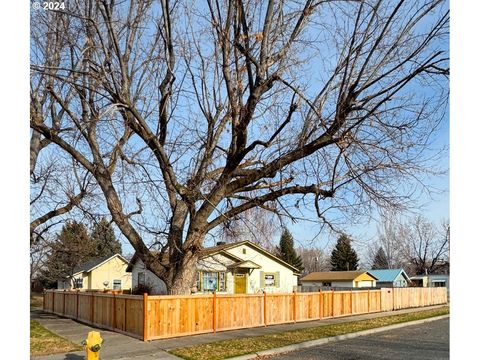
[{"xmin": 64, "ymin": 355, "xmax": 84, "ymax": 360}]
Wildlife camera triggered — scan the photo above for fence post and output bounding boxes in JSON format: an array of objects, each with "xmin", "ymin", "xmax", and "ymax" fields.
[
  {"xmin": 379, "ymin": 288, "xmax": 383, "ymax": 312},
  {"xmin": 63, "ymin": 290, "xmax": 66, "ymax": 315},
  {"xmin": 393, "ymin": 287, "xmax": 396, "ymax": 310},
  {"xmin": 75, "ymin": 289, "xmax": 80, "ymax": 319},
  {"xmin": 331, "ymin": 289, "xmax": 334, "ymax": 317},
  {"xmin": 212, "ymin": 291, "xmax": 217, "ymax": 333},
  {"xmin": 124, "ymin": 297, "xmax": 128, "ymax": 331},
  {"xmin": 319, "ymin": 289, "xmax": 323, "ymax": 319},
  {"xmin": 367, "ymin": 289, "xmax": 370, "ymax": 313},
  {"xmin": 91, "ymin": 292, "xmax": 94, "ymax": 324},
  {"xmin": 52, "ymin": 291, "xmax": 55, "ymax": 313},
  {"xmin": 143, "ymin": 293, "xmax": 149, "ymax": 341},
  {"xmin": 293, "ymin": 291, "xmax": 297, "ymax": 323},
  {"xmin": 113, "ymin": 293, "xmax": 116, "ymax": 330},
  {"xmin": 42, "ymin": 290, "xmax": 46, "ymax": 310},
  {"xmin": 263, "ymin": 291, "xmax": 267, "ymax": 327},
  {"xmin": 351, "ymin": 289, "xmax": 354, "ymax": 315}
]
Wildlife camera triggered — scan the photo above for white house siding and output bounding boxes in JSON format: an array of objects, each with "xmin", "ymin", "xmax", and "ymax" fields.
[
  {"xmin": 128, "ymin": 243, "xmax": 298, "ymax": 294},
  {"xmin": 131, "ymin": 259, "xmax": 167, "ymax": 295},
  {"xmin": 226, "ymin": 244, "xmax": 298, "ymax": 293},
  {"xmin": 331, "ymin": 281, "xmax": 355, "ymax": 287},
  {"xmin": 393, "ymin": 278, "xmax": 408, "ymax": 287},
  {"xmin": 356, "ymin": 280, "xmax": 375, "ymax": 288}
]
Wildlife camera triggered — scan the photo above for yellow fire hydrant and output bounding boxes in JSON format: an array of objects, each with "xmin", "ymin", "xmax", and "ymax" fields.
[{"xmin": 81, "ymin": 331, "xmax": 103, "ymax": 360}]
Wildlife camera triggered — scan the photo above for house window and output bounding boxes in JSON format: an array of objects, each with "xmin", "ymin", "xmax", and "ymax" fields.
[
  {"xmin": 218, "ymin": 272, "xmax": 226, "ymax": 292},
  {"xmin": 138, "ymin": 272, "xmax": 145, "ymax": 286},
  {"xmin": 264, "ymin": 273, "xmax": 275, "ymax": 287},
  {"xmin": 242, "ymin": 248, "xmax": 247, "ymax": 254},
  {"xmin": 323, "ymin": 282, "xmax": 332, "ymax": 287},
  {"xmin": 113, "ymin": 279, "xmax": 121, "ymax": 290},
  {"xmin": 198, "ymin": 272, "xmax": 226, "ymax": 292},
  {"xmin": 74, "ymin": 278, "xmax": 83, "ymax": 288},
  {"xmin": 202, "ymin": 272, "xmax": 218, "ymax": 291},
  {"xmin": 432, "ymin": 281, "xmax": 446, "ymax": 287}
]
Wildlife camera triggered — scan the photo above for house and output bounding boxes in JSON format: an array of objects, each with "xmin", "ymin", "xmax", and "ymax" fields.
[
  {"xmin": 368, "ymin": 269, "xmax": 410, "ymax": 288},
  {"xmin": 126, "ymin": 241, "xmax": 300, "ymax": 295},
  {"xmin": 410, "ymin": 274, "xmax": 449, "ymax": 289},
  {"xmin": 299, "ymin": 271, "xmax": 378, "ymax": 288},
  {"xmin": 57, "ymin": 254, "xmax": 132, "ymax": 291}
]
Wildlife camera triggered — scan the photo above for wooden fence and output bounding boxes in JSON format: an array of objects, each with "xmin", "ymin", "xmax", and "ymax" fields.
[{"xmin": 43, "ymin": 287, "xmax": 447, "ymax": 341}]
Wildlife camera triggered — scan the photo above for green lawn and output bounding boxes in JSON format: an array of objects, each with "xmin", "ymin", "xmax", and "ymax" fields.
[
  {"xmin": 171, "ymin": 306, "xmax": 449, "ymax": 360},
  {"xmin": 30, "ymin": 320, "xmax": 83, "ymax": 357}
]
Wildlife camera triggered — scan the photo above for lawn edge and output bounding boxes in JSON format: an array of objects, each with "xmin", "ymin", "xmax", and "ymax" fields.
[
  {"xmin": 30, "ymin": 319, "xmax": 83, "ymax": 358},
  {"xmin": 226, "ymin": 314, "xmax": 450, "ymax": 360}
]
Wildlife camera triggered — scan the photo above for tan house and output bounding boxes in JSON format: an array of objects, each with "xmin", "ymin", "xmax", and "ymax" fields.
[
  {"xmin": 126, "ymin": 241, "xmax": 300, "ymax": 295},
  {"xmin": 57, "ymin": 254, "xmax": 132, "ymax": 291},
  {"xmin": 300, "ymin": 271, "xmax": 378, "ymax": 288}
]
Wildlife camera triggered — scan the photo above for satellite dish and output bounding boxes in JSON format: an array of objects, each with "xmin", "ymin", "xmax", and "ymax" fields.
[{"xmin": 103, "ymin": 281, "xmax": 109, "ymax": 287}]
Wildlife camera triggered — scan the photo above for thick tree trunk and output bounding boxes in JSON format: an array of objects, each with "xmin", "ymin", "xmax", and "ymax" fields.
[
  {"xmin": 168, "ymin": 253, "xmax": 199, "ymax": 295},
  {"xmin": 167, "ymin": 231, "xmax": 205, "ymax": 295}
]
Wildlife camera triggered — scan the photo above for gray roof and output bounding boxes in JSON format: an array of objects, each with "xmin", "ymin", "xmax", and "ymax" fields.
[{"xmin": 72, "ymin": 254, "xmax": 124, "ymax": 275}]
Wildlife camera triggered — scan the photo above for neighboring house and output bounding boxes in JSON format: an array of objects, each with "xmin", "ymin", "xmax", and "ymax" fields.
[
  {"xmin": 368, "ymin": 269, "xmax": 410, "ymax": 288},
  {"xmin": 57, "ymin": 254, "xmax": 132, "ymax": 291},
  {"xmin": 410, "ymin": 274, "xmax": 449, "ymax": 289},
  {"xmin": 126, "ymin": 241, "xmax": 300, "ymax": 295},
  {"xmin": 299, "ymin": 271, "xmax": 378, "ymax": 288}
]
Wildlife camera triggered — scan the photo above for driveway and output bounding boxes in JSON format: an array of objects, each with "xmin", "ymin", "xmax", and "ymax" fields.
[{"xmin": 270, "ymin": 317, "xmax": 449, "ymax": 360}]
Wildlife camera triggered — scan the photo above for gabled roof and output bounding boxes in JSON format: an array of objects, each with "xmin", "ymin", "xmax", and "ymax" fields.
[
  {"xmin": 300, "ymin": 270, "xmax": 378, "ymax": 282},
  {"xmin": 126, "ymin": 240, "xmax": 300, "ymax": 274},
  {"xmin": 227, "ymin": 260, "xmax": 262, "ymax": 270},
  {"xmin": 71, "ymin": 254, "xmax": 128, "ymax": 276},
  {"xmin": 202, "ymin": 240, "xmax": 300, "ymax": 273},
  {"xmin": 368, "ymin": 269, "xmax": 410, "ymax": 283}
]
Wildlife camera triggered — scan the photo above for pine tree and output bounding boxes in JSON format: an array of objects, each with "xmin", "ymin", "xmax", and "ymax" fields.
[
  {"xmin": 39, "ymin": 221, "xmax": 97, "ymax": 287},
  {"xmin": 371, "ymin": 246, "xmax": 389, "ymax": 269},
  {"xmin": 276, "ymin": 228, "xmax": 304, "ymax": 272},
  {"xmin": 91, "ymin": 217, "xmax": 122, "ymax": 257},
  {"xmin": 330, "ymin": 234, "xmax": 359, "ymax": 271}
]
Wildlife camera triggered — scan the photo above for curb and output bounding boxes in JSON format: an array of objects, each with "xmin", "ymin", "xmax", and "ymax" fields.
[{"xmin": 226, "ymin": 315, "xmax": 449, "ymax": 360}]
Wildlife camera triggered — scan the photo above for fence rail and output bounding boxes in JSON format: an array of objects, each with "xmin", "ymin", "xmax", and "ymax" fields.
[{"xmin": 43, "ymin": 287, "xmax": 447, "ymax": 341}]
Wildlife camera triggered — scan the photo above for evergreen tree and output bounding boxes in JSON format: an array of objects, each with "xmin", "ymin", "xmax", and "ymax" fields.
[
  {"xmin": 39, "ymin": 221, "xmax": 97, "ymax": 288},
  {"xmin": 330, "ymin": 234, "xmax": 359, "ymax": 271},
  {"xmin": 371, "ymin": 246, "xmax": 389, "ymax": 269},
  {"xmin": 91, "ymin": 217, "xmax": 122, "ymax": 257},
  {"xmin": 276, "ymin": 228, "xmax": 304, "ymax": 272}
]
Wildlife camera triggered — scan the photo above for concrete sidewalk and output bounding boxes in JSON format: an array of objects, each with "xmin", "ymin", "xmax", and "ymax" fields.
[
  {"xmin": 31, "ymin": 305, "xmax": 447, "ymax": 359},
  {"xmin": 31, "ymin": 309, "xmax": 180, "ymax": 360}
]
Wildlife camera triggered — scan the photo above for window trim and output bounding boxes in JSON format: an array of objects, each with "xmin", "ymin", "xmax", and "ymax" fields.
[
  {"xmin": 74, "ymin": 277, "xmax": 83, "ymax": 289},
  {"xmin": 264, "ymin": 273, "xmax": 276, "ymax": 287},
  {"xmin": 113, "ymin": 279, "xmax": 122, "ymax": 290},
  {"xmin": 198, "ymin": 271, "xmax": 227, "ymax": 292}
]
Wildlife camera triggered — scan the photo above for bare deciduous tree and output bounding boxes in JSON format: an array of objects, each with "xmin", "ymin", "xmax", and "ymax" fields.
[
  {"xmin": 30, "ymin": 0, "xmax": 449, "ymax": 293},
  {"xmin": 402, "ymin": 216, "xmax": 450, "ymax": 275},
  {"xmin": 369, "ymin": 213, "xmax": 449, "ymax": 274},
  {"xmin": 297, "ymin": 247, "xmax": 330, "ymax": 275}
]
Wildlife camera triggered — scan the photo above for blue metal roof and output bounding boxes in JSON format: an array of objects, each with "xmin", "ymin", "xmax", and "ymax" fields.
[{"xmin": 368, "ymin": 269, "xmax": 409, "ymax": 282}]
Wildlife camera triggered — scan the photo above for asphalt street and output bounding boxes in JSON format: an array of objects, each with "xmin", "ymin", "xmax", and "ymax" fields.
[{"xmin": 270, "ymin": 318, "xmax": 449, "ymax": 360}]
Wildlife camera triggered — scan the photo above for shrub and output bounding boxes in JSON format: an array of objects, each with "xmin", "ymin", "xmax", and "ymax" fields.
[{"xmin": 132, "ymin": 283, "xmax": 154, "ymax": 295}]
